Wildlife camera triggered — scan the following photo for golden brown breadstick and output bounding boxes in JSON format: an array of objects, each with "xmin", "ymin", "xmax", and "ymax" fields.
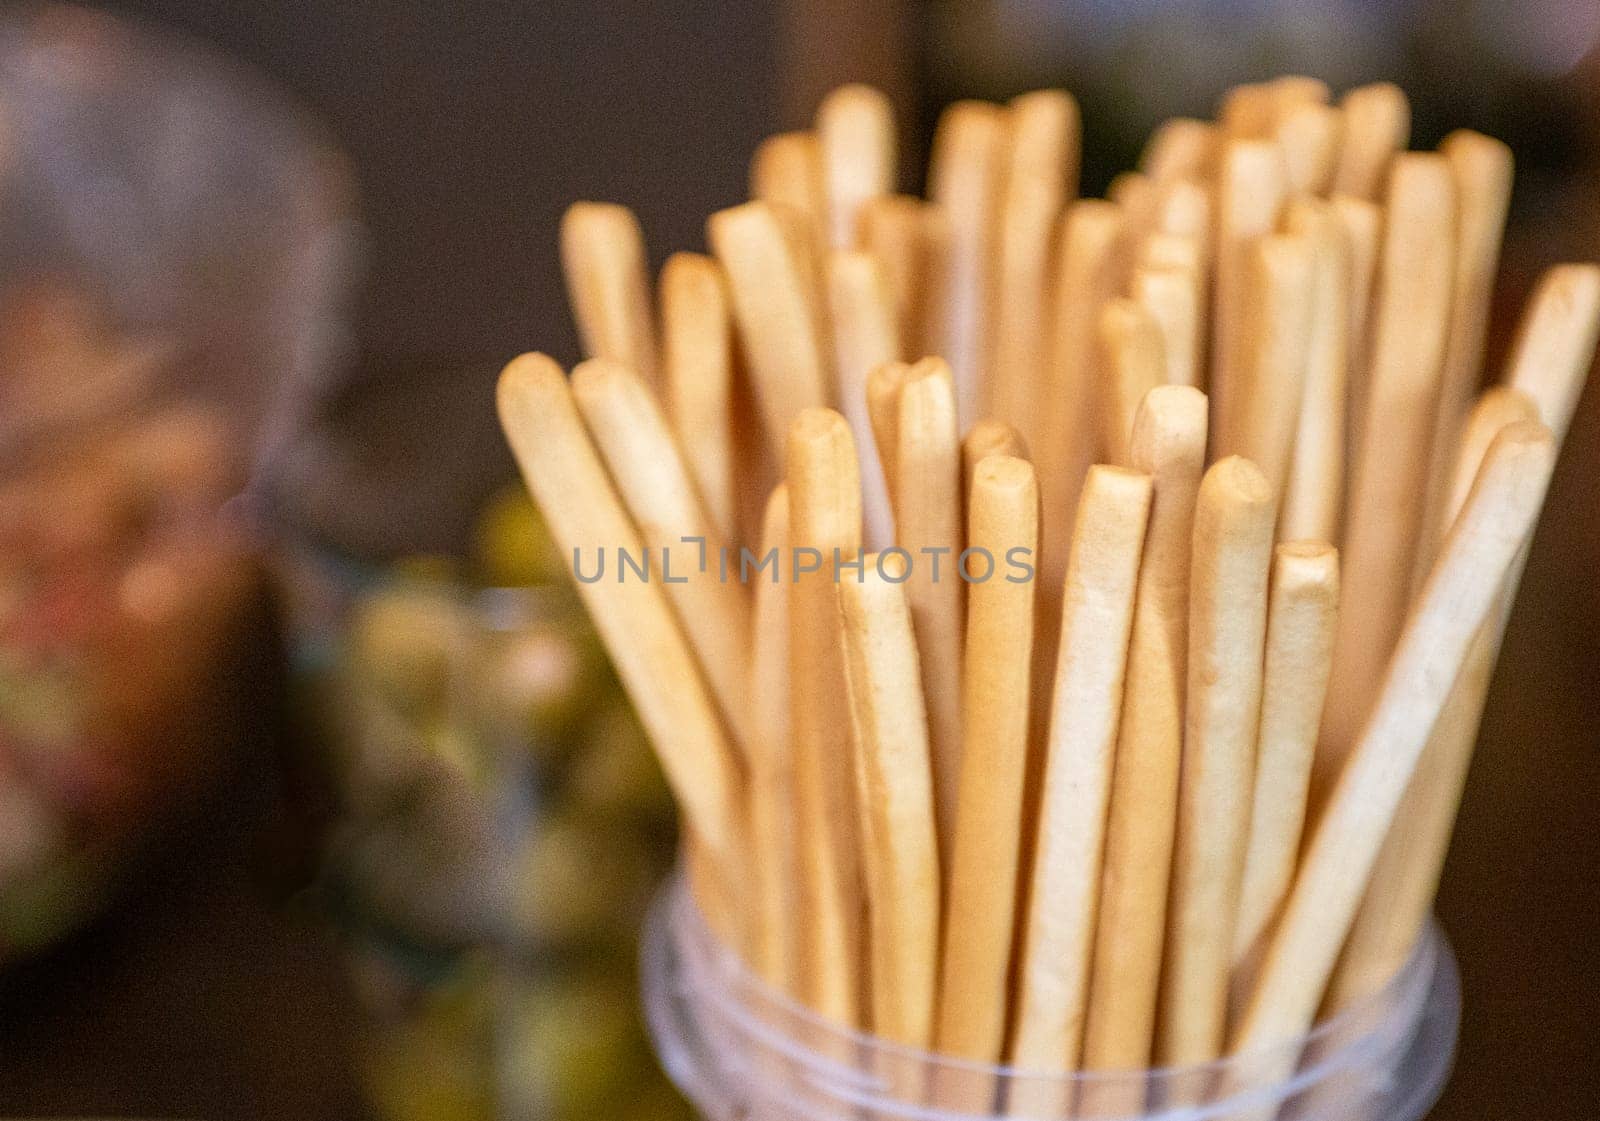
[
  {"xmin": 895, "ymin": 360, "xmax": 965, "ymax": 863},
  {"xmin": 570, "ymin": 359, "xmax": 756, "ymax": 752},
  {"xmin": 747, "ymin": 485, "xmax": 797, "ymax": 991},
  {"xmin": 839, "ymin": 553, "xmax": 940, "ymax": 1049},
  {"xmin": 560, "ymin": 202, "xmax": 658, "ymax": 386},
  {"xmin": 1505, "ymin": 263, "xmax": 1600, "ymax": 444},
  {"xmin": 1152, "ymin": 178, "xmax": 1212, "ymax": 243},
  {"xmin": 1221, "ymin": 234, "xmax": 1315, "ymax": 498},
  {"xmin": 496, "ymin": 354, "xmax": 743, "ymax": 877},
  {"xmin": 937, "ymin": 455, "xmax": 1038, "ymax": 1068},
  {"xmin": 1133, "ymin": 262, "xmax": 1203, "ymax": 390},
  {"xmin": 960, "ymin": 418, "xmax": 1028, "ymax": 501},
  {"xmin": 826, "ymin": 250, "xmax": 902, "ymax": 548},
  {"xmin": 817, "ymin": 84, "xmax": 896, "ymax": 249},
  {"xmin": 1319, "ymin": 155, "xmax": 1457, "ymax": 786},
  {"xmin": 1232, "ymin": 542, "xmax": 1340, "ymax": 973},
  {"xmin": 866, "ymin": 360, "xmax": 914, "ymax": 518},
  {"xmin": 1330, "ymin": 195, "xmax": 1382, "ymax": 468},
  {"xmin": 1211, "ymin": 140, "xmax": 1288, "ymax": 450},
  {"xmin": 786, "ymin": 408, "xmax": 865, "ymax": 1025},
  {"xmin": 750, "ymin": 131, "xmax": 826, "ymax": 245},
  {"xmin": 1220, "ymin": 82, "xmax": 1276, "ymax": 139},
  {"xmin": 1141, "ymin": 118, "xmax": 1216, "ymax": 182},
  {"xmin": 1274, "ymin": 101, "xmax": 1342, "ymax": 196},
  {"xmin": 1081, "ymin": 386, "xmax": 1208, "ymax": 1080},
  {"xmin": 1157, "ymin": 455, "xmax": 1275, "ymax": 1066},
  {"xmin": 660, "ymin": 252, "xmax": 736, "ymax": 540},
  {"xmin": 1233, "ymin": 422, "xmax": 1556, "ymax": 1054},
  {"xmin": 1009, "ymin": 466, "xmax": 1152, "ymax": 1102},
  {"xmin": 1099, "ymin": 298, "xmax": 1169, "ymax": 466},
  {"xmin": 708, "ymin": 202, "xmax": 829, "ymax": 452},
  {"xmin": 1331, "ymin": 82, "xmax": 1410, "ymax": 200},
  {"xmin": 859, "ymin": 194, "xmax": 934, "ymax": 353},
  {"xmin": 927, "ymin": 100, "xmax": 1006, "ymax": 424},
  {"xmin": 1413, "ymin": 131, "xmax": 1514, "ymax": 584},
  {"xmin": 1280, "ymin": 201, "xmax": 1351, "ymax": 543}
]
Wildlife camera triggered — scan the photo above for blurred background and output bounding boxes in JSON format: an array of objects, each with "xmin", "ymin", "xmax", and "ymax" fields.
[{"xmin": 0, "ymin": 1, "xmax": 1596, "ymax": 1119}]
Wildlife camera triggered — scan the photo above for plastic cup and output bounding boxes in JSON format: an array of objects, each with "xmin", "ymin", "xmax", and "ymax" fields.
[{"xmin": 641, "ymin": 874, "xmax": 1459, "ymax": 1121}]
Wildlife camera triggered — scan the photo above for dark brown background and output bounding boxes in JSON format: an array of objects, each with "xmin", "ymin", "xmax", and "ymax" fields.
[{"xmin": 2, "ymin": 2, "xmax": 1596, "ymax": 1118}]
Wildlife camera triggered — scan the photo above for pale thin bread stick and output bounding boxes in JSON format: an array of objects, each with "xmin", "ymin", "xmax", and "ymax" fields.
[
  {"xmin": 1152, "ymin": 178, "xmax": 1211, "ymax": 242},
  {"xmin": 1081, "ymin": 386, "xmax": 1208, "ymax": 1082},
  {"xmin": 1331, "ymin": 82, "xmax": 1410, "ymax": 200},
  {"xmin": 786, "ymin": 408, "xmax": 866, "ymax": 1025},
  {"xmin": 1331, "ymin": 275, "xmax": 1600, "ymax": 1007},
  {"xmin": 895, "ymin": 360, "xmax": 965, "ymax": 865},
  {"xmin": 859, "ymin": 194, "xmax": 936, "ymax": 353},
  {"xmin": 936, "ymin": 455, "xmax": 1038, "ymax": 1069},
  {"xmin": 1211, "ymin": 140, "xmax": 1288, "ymax": 453},
  {"xmin": 496, "ymin": 354, "xmax": 743, "ymax": 877},
  {"xmin": 1133, "ymin": 262, "xmax": 1203, "ymax": 390},
  {"xmin": 1413, "ymin": 131, "xmax": 1514, "ymax": 585},
  {"xmin": 1233, "ymin": 422, "xmax": 1557, "ymax": 1054},
  {"xmin": 1099, "ymin": 298, "xmax": 1169, "ymax": 466},
  {"xmin": 826, "ymin": 250, "xmax": 902, "ymax": 549},
  {"xmin": 1275, "ymin": 101, "xmax": 1342, "ymax": 196},
  {"xmin": 1330, "ymin": 195, "xmax": 1382, "ymax": 469},
  {"xmin": 1009, "ymin": 466, "xmax": 1152, "ymax": 1103},
  {"xmin": 1109, "ymin": 171, "xmax": 1160, "ymax": 289},
  {"xmin": 560, "ymin": 202, "xmax": 658, "ymax": 386},
  {"xmin": 1220, "ymin": 82, "xmax": 1277, "ymax": 140},
  {"xmin": 708, "ymin": 202, "xmax": 829, "ymax": 452},
  {"xmin": 660, "ymin": 252, "xmax": 736, "ymax": 540},
  {"xmin": 960, "ymin": 418, "xmax": 1028, "ymax": 501},
  {"xmin": 1324, "ymin": 388, "xmax": 1537, "ymax": 1011},
  {"xmin": 817, "ymin": 83, "xmax": 896, "ymax": 249},
  {"xmin": 1268, "ymin": 75, "xmax": 1331, "ymax": 110},
  {"xmin": 839, "ymin": 553, "xmax": 940, "ymax": 1049},
  {"xmin": 1141, "ymin": 118, "xmax": 1216, "ymax": 182},
  {"xmin": 1318, "ymin": 155, "xmax": 1457, "ymax": 793},
  {"xmin": 570, "ymin": 359, "xmax": 756, "ymax": 752},
  {"xmin": 746, "ymin": 485, "xmax": 798, "ymax": 993},
  {"xmin": 1280, "ymin": 200, "xmax": 1351, "ymax": 542},
  {"xmin": 927, "ymin": 100, "xmax": 1006, "ymax": 425},
  {"xmin": 750, "ymin": 131, "xmax": 826, "ymax": 245},
  {"xmin": 866, "ymin": 360, "xmax": 914, "ymax": 518},
  {"xmin": 1222, "ymin": 233, "xmax": 1315, "ymax": 498},
  {"xmin": 1232, "ymin": 542, "xmax": 1340, "ymax": 974},
  {"xmin": 1006, "ymin": 88, "xmax": 1082, "ymax": 196},
  {"xmin": 1157, "ymin": 455, "xmax": 1275, "ymax": 1067}
]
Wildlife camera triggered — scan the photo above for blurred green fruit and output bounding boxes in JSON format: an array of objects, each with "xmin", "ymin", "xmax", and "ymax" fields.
[
  {"xmin": 348, "ymin": 585, "xmax": 474, "ymax": 717},
  {"xmin": 488, "ymin": 623, "xmax": 599, "ymax": 746},
  {"xmin": 514, "ymin": 812, "xmax": 651, "ymax": 947},
  {"xmin": 567, "ymin": 700, "xmax": 673, "ymax": 824},
  {"xmin": 475, "ymin": 486, "xmax": 566, "ymax": 588},
  {"xmin": 515, "ymin": 968, "xmax": 640, "ymax": 1119}
]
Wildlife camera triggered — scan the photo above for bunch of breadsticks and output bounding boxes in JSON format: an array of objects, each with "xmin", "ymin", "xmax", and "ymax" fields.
[{"xmin": 497, "ymin": 76, "xmax": 1600, "ymax": 1087}]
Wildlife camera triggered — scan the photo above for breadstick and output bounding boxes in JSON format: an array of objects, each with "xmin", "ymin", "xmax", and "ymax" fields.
[
  {"xmin": 660, "ymin": 252, "xmax": 736, "ymax": 539},
  {"xmin": 1268, "ymin": 75, "xmax": 1331, "ymax": 111},
  {"xmin": 895, "ymin": 359, "xmax": 965, "ymax": 864},
  {"xmin": 496, "ymin": 354, "xmax": 742, "ymax": 877},
  {"xmin": 866, "ymin": 360, "xmax": 914, "ymax": 518},
  {"xmin": 859, "ymin": 194, "xmax": 935, "ymax": 352},
  {"xmin": 1157, "ymin": 455, "xmax": 1275, "ymax": 1067},
  {"xmin": 826, "ymin": 250, "xmax": 901, "ymax": 548},
  {"xmin": 708, "ymin": 202, "xmax": 829, "ymax": 452},
  {"xmin": 1413, "ymin": 131, "xmax": 1514, "ymax": 584},
  {"xmin": 1152, "ymin": 178, "xmax": 1211, "ymax": 243},
  {"xmin": 747, "ymin": 485, "xmax": 797, "ymax": 991},
  {"xmin": 1222, "ymin": 233, "xmax": 1315, "ymax": 498},
  {"xmin": 1232, "ymin": 542, "xmax": 1340, "ymax": 973},
  {"xmin": 1141, "ymin": 118, "xmax": 1216, "ymax": 182},
  {"xmin": 1332, "ymin": 274, "xmax": 1600, "ymax": 1007},
  {"xmin": 1233, "ymin": 422, "xmax": 1557, "ymax": 1054},
  {"xmin": 1330, "ymin": 195, "xmax": 1382, "ymax": 469},
  {"xmin": 1324, "ymin": 388, "xmax": 1537, "ymax": 1011},
  {"xmin": 1280, "ymin": 201, "xmax": 1351, "ymax": 542},
  {"xmin": 1081, "ymin": 386, "xmax": 1208, "ymax": 1082},
  {"xmin": 961, "ymin": 418, "xmax": 1028, "ymax": 501},
  {"xmin": 937, "ymin": 455, "xmax": 1038, "ymax": 1069},
  {"xmin": 1133, "ymin": 262, "xmax": 1203, "ymax": 390},
  {"xmin": 750, "ymin": 131, "xmax": 826, "ymax": 245},
  {"xmin": 839, "ymin": 553, "xmax": 940, "ymax": 1049},
  {"xmin": 1009, "ymin": 466, "xmax": 1152, "ymax": 1103},
  {"xmin": 1220, "ymin": 82, "xmax": 1276, "ymax": 140},
  {"xmin": 786, "ymin": 408, "xmax": 866, "ymax": 1025},
  {"xmin": 927, "ymin": 100, "xmax": 1005, "ymax": 424},
  {"xmin": 1331, "ymin": 82, "xmax": 1410, "ymax": 200},
  {"xmin": 570, "ymin": 359, "xmax": 756, "ymax": 752},
  {"xmin": 1275, "ymin": 101, "xmax": 1342, "ymax": 196},
  {"xmin": 816, "ymin": 84, "xmax": 896, "ymax": 249},
  {"xmin": 1099, "ymin": 298, "xmax": 1169, "ymax": 466},
  {"xmin": 1318, "ymin": 155, "xmax": 1456, "ymax": 788},
  {"xmin": 1109, "ymin": 171, "xmax": 1159, "ymax": 288},
  {"xmin": 1211, "ymin": 140, "xmax": 1287, "ymax": 453},
  {"xmin": 560, "ymin": 202, "xmax": 658, "ymax": 386}
]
